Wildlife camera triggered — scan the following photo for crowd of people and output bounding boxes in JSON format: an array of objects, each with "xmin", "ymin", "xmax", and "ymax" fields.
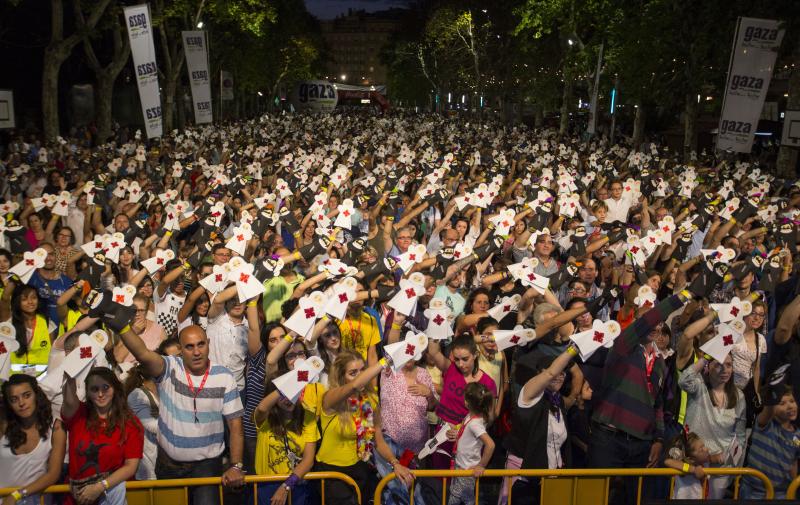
[{"xmin": 0, "ymin": 112, "xmax": 798, "ymax": 505}]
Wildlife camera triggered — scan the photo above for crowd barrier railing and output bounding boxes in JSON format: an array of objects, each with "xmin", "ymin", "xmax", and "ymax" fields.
[
  {"xmin": 787, "ymin": 475, "xmax": 800, "ymax": 499},
  {"xmin": 374, "ymin": 467, "xmax": 774, "ymax": 505},
  {"xmin": 0, "ymin": 471, "xmax": 361, "ymax": 505}
]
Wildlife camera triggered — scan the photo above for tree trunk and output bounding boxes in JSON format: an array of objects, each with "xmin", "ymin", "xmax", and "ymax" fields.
[
  {"xmin": 162, "ymin": 74, "xmax": 178, "ymax": 132},
  {"xmin": 534, "ymin": 104, "xmax": 544, "ymax": 128},
  {"xmin": 94, "ymin": 74, "xmax": 114, "ymax": 143},
  {"xmin": 41, "ymin": 50, "xmax": 63, "ymax": 141},
  {"xmin": 176, "ymin": 82, "xmax": 186, "ymax": 130},
  {"xmin": 559, "ymin": 78, "xmax": 573, "ymax": 136},
  {"xmin": 778, "ymin": 40, "xmax": 800, "ymax": 177},
  {"xmin": 684, "ymin": 94, "xmax": 698, "ymax": 160},
  {"xmin": 632, "ymin": 103, "xmax": 646, "ymax": 148}
]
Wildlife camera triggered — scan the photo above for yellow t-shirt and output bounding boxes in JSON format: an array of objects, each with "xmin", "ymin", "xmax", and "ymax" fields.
[
  {"xmin": 337, "ymin": 312, "xmax": 380, "ymax": 361},
  {"xmin": 254, "ymin": 409, "xmax": 320, "ymax": 475},
  {"xmin": 301, "ymin": 382, "xmax": 326, "ymax": 417},
  {"xmin": 317, "ymin": 391, "xmax": 378, "ymax": 467}
]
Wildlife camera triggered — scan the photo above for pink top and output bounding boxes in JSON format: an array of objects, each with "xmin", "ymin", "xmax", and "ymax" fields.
[
  {"xmin": 434, "ymin": 362, "xmax": 496, "ymax": 425},
  {"xmin": 24, "ymin": 229, "xmax": 39, "ymax": 250},
  {"xmin": 122, "ymin": 322, "xmax": 165, "ymax": 363},
  {"xmin": 380, "ymin": 367, "xmax": 433, "ymax": 453}
]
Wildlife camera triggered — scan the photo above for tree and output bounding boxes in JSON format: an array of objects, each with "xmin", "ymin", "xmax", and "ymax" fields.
[
  {"xmin": 42, "ymin": 0, "xmax": 112, "ymax": 141},
  {"xmin": 77, "ymin": 0, "xmax": 130, "ymax": 143}
]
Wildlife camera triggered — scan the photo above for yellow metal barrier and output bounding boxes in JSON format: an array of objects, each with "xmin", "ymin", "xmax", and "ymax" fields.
[
  {"xmin": 787, "ymin": 475, "xmax": 800, "ymax": 499},
  {"xmin": 0, "ymin": 471, "xmax": 361, "ymax": 505},
  {"xmin": 374, "ymin": 468, "xmax": 775, "ymax": 505}
]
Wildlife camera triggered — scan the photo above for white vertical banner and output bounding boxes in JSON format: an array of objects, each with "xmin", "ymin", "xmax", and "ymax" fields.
[
  {"xmin": 123, "ymin": 4, "xmax": 162, "ymax": 138},
  {"xmin": 221, "ymin": 70, "xmax": 234, "ymax": 100},
  {"xmin": 182, "ymin": 31, "xmax": 213, "ymax": 124},
  {"xmin": 717, "ymin": 17, "xmax": 784, "ymax": 153}
]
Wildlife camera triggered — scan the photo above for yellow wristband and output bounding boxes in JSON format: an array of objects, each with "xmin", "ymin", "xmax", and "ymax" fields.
[
  {"xmin": 566, "ymin": 346, "xmax": 578, "ymax": 357},
  {"xmin": 293, "ymin": 251, "xmax": 302, "ymax": 260},
  {"xmin": 682, "ymin": 463, "xmax": 690, "ymax": 473},
  {"xmin": 247, "ymin": 300, "xmax": 257, "ymax": 307},
  {"xmin": 182, "ymin": 262, "xmax": 192, "ymax": 271},
  {"xmin": 729, "ymin": 217, "xmax": 737, "ymax": 225},
  {"xmin": 283, "ymin": 334, "xmax": 293, "ymax": 343},
  {"xmin": 379, "ymin": 357, "xmax": 388, "ymax": 368},
  {"xmin": 679, "ymin": 289, "xmax": 692, "ymax": 302},
  {"xmin": 386, "ymin": 216, "xmax": 394, "ymax": 221},
  {"xmin": 391, "ymin": 323, "xmax": 402, "ymax": 330},
  {"xmin": 165, "ymin": 230, "xmax": 173, "ymax": 237},
  {"xmin": 102, "ymin": 479, "xmax": 110, "ymax": 491},
  {"xmin": 119, "ymin": 325, "xmax": 131, "ymax": 334},
  {"xmin": 11, "ymin": 491, "xmax": 22, "ymax": 501},
  {"xmin": 321, "ymin": 315, "xmax": 329, "ymax": 322}
]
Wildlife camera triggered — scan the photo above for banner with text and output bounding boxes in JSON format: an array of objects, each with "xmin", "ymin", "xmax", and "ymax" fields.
[
  {"xmin": 124, "ymin": 4, "xmax": 162, "ymax": 138},
  {"xmin": 221, "ymin": 71, "xmax": 234, "ymax": 101},
  {"xmin": 717, "ymin": 17, "xmax": 784, "ymax": 153},
  {"xmin": 182, "ymin": 30, "xmax": 213, "ymax": 124}
]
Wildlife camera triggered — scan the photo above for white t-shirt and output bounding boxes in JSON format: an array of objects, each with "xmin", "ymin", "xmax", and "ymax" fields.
[
  {"xmin": 453, "ymin": 415, "xmax": 488, "ymax": 470},
  {"xmin": 518, "ymin": 390, "xmax": 568, "ymax": 469},
  {"xmin": 672, "ymin": 473, "xmax": 704, "ymax": 499},
  {"xmin": 206, "ymin": 312, "xmax": 249, "ymax": 391}
]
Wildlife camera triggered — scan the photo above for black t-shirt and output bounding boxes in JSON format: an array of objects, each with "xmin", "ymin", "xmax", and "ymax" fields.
[{"xmin": 767, "ymin": 337, "xmax": 800, "ymax": 403}]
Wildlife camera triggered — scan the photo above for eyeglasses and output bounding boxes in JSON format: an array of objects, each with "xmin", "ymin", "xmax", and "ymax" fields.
[
  {"xmin": 285, "ymin": 351, "xmax": 307, "ymax": 361},
  {"xmin": 89, "ymin": 384, "xmax": 112, "ymax": 394}
]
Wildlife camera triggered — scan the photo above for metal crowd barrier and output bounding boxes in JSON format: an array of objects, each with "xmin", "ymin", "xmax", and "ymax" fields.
[
  {"xmin": 0, "ymin": 471, "xmax": 361, "ymax": 505},
  {"xmin": 374, "ymin": 467, "xmax": 775, "ymax": 505}
]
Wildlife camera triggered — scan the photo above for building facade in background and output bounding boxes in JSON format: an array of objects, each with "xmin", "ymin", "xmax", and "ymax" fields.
[{"xmin": 320, "ymin": 9, "xmax": 403, "ymax": 87}]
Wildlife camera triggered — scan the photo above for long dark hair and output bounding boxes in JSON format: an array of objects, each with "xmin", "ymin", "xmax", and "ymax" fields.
[
  {"xmin": 10, "ymin": 285, "xmax": 46, "ymax": 357},
  {"xmin": 84, "ymin": 367, "xmax": 141, "ymax": 441},
  {"xmin": 263, "ymin": 380, "xmax": 305, "ymax": 437},
  {"xmin": 1, "ymin": 374, "xmax": 52, "ymax": 452},
  {"xmin": 465, "ymin": 287, "xmax": 491, "ymax": 315},
  {"xmin": 450, "ymin": 333, "xmax": 480, "ymax": 375}
]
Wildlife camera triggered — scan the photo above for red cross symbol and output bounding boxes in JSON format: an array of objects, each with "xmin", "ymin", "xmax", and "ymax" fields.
[
  {"xmin": 215, "ymin": 274, "xmax": 223, "ymax": 282},
  {"xmin": 662, "ymin": 226, "xmax": 670, "ymax": 233},
  {"xmin": 454, "ymin": 251, "xmax": 461, "ymax": 258},
  {"xmin": 338, "ymin": 293, "xmax": 349, "ymax": 303},
  {"xmin": 649, "ymin": 237, "xmax": 657, "ymax": 243},
  {"xmin": 409, "ymin": 254, "xmax": 416, "ymax": 261},
  {"xmin": 343, "ymin": 210, "xmax": 350, "ymax": 217},
  {"xmin": 60, "ymin": 201, "xmax": 68, "ymax": 207},
  {"xmin": 79, "ymin": 346, "xmax": 93, "ymax": 359},
  {"xmin": 156, "ymin": 258, "xmax": 164, "ymax": 265},
  {"xmin": 167, "ymin": 213, "xmax": 174, "ymax": 220},
  {"xmin": 630, "ymin": 246, "xmax": 640, "ymax": 255},
  {"xmin": 502, "ymin": 220, "xmax": 510, "ymax": 227},
  {"xmin": 239, "ymin": 273, "xmax": 250, "ymax": 283},
  {"xmin": 643, "ymin": 300, "xmax": 653, "ymax": 308},
  {"xmin": 730, "ymin": 307, "xmax": 739, "ymax": 317},
  {"xmin": 405, "ymin": 288, "xmax": 416, "ymax": 299},
  {"xmin": 0, "ymin": 342, "xmax": 6, "ymax": 354},
  {"xmin": 297, "ymin": 370, "xmax": 309, "ymax": 382},
  {"xmin": 304, "ymin": 308, "xmax": 316, "ymax": 319},
  {"xmin": 95, "ymin": 241, "xmax": 103, "ymax": 249},
  {"xmin": 527, "ymin": 273, "xmax": 536, "ymax": 281},
  {"xmin": 25, "ymin": 259, "xmax": 34, "ymax": 266},
  {"xmin": 405, "ymin": 344, "xmax": 416, "ymax": 356},
  {"xmin": 115, "ymin": 294, "xmax": 126, "ymax": 303},
  {"xmin": 236, "ymin": 234, "xmax": 245, "ymax": 242},
  {"xmin": 510, "ymin": 335, "xmax": 520, "ymax": 344},
  {"xmin": 722, "ymin": 334, "xmax": 734, "ymax": 346},
  {"xmin": 432, "ymin": 314, "xmax": 445, "ymax": 325},
  {"xmin": 593, "ymin": 331, "xmax": 604, "ymax": 343},
  {"xmin": 503, "ymin": 305, "xmax": 511, "ymax": 312},
  {"xmin": 110, "ymin": 242, "xmax": 119, "ymax": 248},
  {"xmin": 625, "ymin": 186, "xmax": 631, "ymax": 192}
]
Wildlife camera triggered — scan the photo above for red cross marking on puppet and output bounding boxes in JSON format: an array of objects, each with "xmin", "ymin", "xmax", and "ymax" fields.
[
  {"xmin": 593, "ymin": 331, "xmax": 605, "ymax": 343},
  {"xmin": 0, "ymin": 342, "xmax": 6, "ymax": 354},
  {"xmin": 156, "ymin": 257, "xmax": 164, "ymax": 265},
  {"xmin": 630, "ymin": 246, "xmax": 640, "ymax": 255},
  {"xmin": 215, "ymin": 274, "xmax": 223, "ymax": 282},
  {"xmin": 80, "ymin": 346, "xmax": 93, "ymax": 359},
  {"xmin": 297, "ymin": 370, "xmax": 309, "ymax": 382},
  {"xmin": 343, "ymin": 210, "xmax": 350, "ymax": 217},
  {"xmin": 115, "ymin": 294, "xmax": 126, "ymax": 303},
  {"xmin": 503, "ymin": 305, "xmax": 511, "ymax": 312},
  {"xmin": 722, "ymin": 334, "xmax": 734, "ymax": 346},
  {"xmin": 25, "ymin": 259, "xmax": 34, "ymax": 266},
  {"xmin": 239, "ymin": 273, "xmax": 250, "ymax": 283},
  {"xmin": 304, "ymin": 308, "xmax": 316, "ymax": 319},
  {"xmin": 405, "ymin": 344, "xmax": 416, "ymax": 356},
  {"xmin": 237, "ymin": 234, "xmax": 245, "ymax": 242},
  {"xmin": 338, "ymin": 293, "xmax": 349, "ymax": 303},
  {"xmin": 433, "ymin": 314, "xmax": 445, "ymax": 325},
  {"xmin": 510, "ymin": 335, "xmax": 520, "ymax": 344},
  {"xmin": 730, "ymin": 307, "xmax": 739, "ymax": 317},
  {"xmin": 408, "ymin": 254, "xmax": 416, "ymax": 261},
  {"xmin": 405, "ymin": 288, "xmax": 416, "ymax": 299}
]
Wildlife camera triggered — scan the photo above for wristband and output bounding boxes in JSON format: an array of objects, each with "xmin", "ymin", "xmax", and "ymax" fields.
[
  {"xmin": 391, "ymin": 323, "xmax": 402, "ymax": 330},
  {"xmin": 102, "ymin": 479, "xmax": 110, "ymax": 490},
  {"xmin": 678, "ymin": 289, "xmax": 692, "ymax": 302},
  {"xmin": 681, "ymin": 463, "xmax": 690, "ymax": 473},
  {"xmin": 182, "ymin": 262, "xmax": 192, "ymax": 271},
  {"xmin": 293, "ymin": 251, "xmax": 302, "ymax": 260},
  {"xmin": 284, "ymin": 473, "xmax": 301, "ymax": 490},
  {"xmin": 379, "ymin": 357, "xmax": 389, "ymax": 368},
  {"xmin": 566, "ymin": 345, "xmax": 578, "ymax": 357},
  {"xmin": 119, "ymin": 325, "xmax": 131, "ymax": 334},
  {"xmin": 165, "ymin": 230, "xmax": 173, "ymax": 237},
  {"xmin": 702, "ymin": 353, "xmax": 713, "ymax": 361},
  {"xmin": 247, "ymin": 300, "xmax": 257, "ymax": 307},
  {"xmin": 321, "ymin": 315, "xmax": 329, "ymax": 322},
  {"xmin": 283, "ymin": 334, "xmax": 293, "ymax": 343},
  {"xmin": 729, "ymin": 217, "xmax": 737, "ymax": 225},
  {"xmin": 11, "ymin": 491, "xmax": 22, "ymax": 501},
  {"xmin": 386, "ymin": 216, "xmax": 395, "ymax": 221}
]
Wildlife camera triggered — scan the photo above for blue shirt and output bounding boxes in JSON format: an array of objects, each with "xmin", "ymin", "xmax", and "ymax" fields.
[{"xmin": 27, "ymin": 270, "xmax": 72, "ymax": 325}]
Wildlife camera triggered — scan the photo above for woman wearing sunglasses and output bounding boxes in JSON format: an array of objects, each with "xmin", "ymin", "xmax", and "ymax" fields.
[{"xmin": 62, "ymin": 368, "xmax": 143, "ymax": 505}]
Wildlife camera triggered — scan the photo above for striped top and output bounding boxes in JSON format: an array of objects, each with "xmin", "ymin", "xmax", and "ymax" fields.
[
  {"xmin": 743, "ymin": 419, "xmax": 800, "ymax": 494},
  {"xmin": 592, "ymin": 295, "xmax": 683, "ymax": 440},
  {"xmin": 155, "ymin": 356, "xmax": 244, "ymax": 462}
]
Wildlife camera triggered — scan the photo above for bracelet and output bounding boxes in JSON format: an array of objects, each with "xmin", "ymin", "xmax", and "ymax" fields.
[
  {"xmin": 729, "ymin": 217, "xmax": 737, "ymax": 225},
  {"xmin": 293, "ymin": 251, "xmax": 302, "ymax": 260},
  {"xmin": 182, "ymin": 262, "xmax": 192, "ymax": 271},
  {"xmin": 379, "ymin": 357, "xmax": 389, "ymax": 368},
  {"xmin": 283, "ymin": 334, "xmax": 293, "ymax": 343},
  {"xmin": 119, "ymin": 325, "xmax": 131, "ymax": 334},
  {"xmin": 284, "ymin": 473, "xmax": 301, "ymax": 490},
  {"xmin": 247, "ymin": 300, "xmax": 257, "ymax": 307},
  {"xmin": 321, "ymin": 315, "xmax": 329, "ymax": 322},
  {"xmin": 102, "ymin": 479, "xmax": 110, "ymax": 491},
  {"xmin": 702, "ymin": 353, "xmax": 713, "ymax": 361},
  {"xmin": 390, "ymin": 459, "xmax": 400, "ymax": 467},
  {"xmin": 391, "ymin": 323, "xmax": 402, "ymax": 330},
  {"xmin": 681, "ymin": 462, "xmax": 690, "ymax": 473},
  {"xmin": 678, "ymin": 289, "xmax": 692, "ymax": 302},
  {"xmin": 165, "ymin": 230, "xmax": 173, "ymax": 237},
  {"xmin": 566, "ymin": 345, "xmax": 578, "ymax": 357},
  {"xmin": 11, "ymin": 491, "xmax": 22, "ymax": 501}
]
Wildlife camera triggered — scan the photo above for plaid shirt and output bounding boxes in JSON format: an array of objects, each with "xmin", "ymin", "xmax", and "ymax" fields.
[{"xmin": 592, "ymin": 295, "xmax": 684, "ymax": 440}]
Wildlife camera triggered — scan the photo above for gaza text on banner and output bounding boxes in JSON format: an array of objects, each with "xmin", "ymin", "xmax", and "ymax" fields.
[
  {"xmin": 182, "ymin": 31, "xmax": 213, "ymax": 125},
  {"xmin": 716, "ymin": 17, "xmax": 784, "ymax": 153},
  {"xmin": 123, "ymin": 4, "xmax": 163, "ymax": 139}
]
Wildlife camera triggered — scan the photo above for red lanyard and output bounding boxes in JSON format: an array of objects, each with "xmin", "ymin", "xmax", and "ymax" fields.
[
  {"xmin": 643, "ymin": 345, "xmax": 656, "ymax": 395},
  {"xmin": 347, "ymin": 318, "xmax": 362, "ymax": 345},
  {"xmin": 185, "ymin": 363, "xmax": 210, "ymax": 423},
  {"xmin": 450, "ymin": 415, "xmax": 476, "ymax": 469}
]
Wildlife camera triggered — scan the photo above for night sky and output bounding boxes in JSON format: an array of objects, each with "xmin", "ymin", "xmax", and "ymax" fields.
[{"xmin": 304, "ymin": 0, "xmax": 408, "ymax": 19}]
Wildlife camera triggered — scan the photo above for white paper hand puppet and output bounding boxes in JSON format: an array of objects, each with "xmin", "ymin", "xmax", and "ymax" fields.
[
  {"xmin": 424, "ymin": 298, "xmax": 453, "ymax": 341},
  {"xmin": 384, "ymin": 332, "xmax": 428, "ymax": 371},
  {"xmin": 272, "ymin": 356, "xmax": 325, "ymax": 403},
  {"xmin": 570, "ymin": 320, "xmax": 622, "ymax": 361}
]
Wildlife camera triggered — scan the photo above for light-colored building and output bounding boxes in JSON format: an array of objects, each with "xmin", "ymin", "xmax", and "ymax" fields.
[{"xmin": 320, "ymin": 9, "xmax": 403, "ymax": 87}]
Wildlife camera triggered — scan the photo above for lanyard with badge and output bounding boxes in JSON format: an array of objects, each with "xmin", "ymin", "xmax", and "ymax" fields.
[
  {"xmin": 185, "ymin": 364, "xmax": 210, "ymax": 423},
  {"xmin": 449, "ymin": 415, "xmax": 476, "ymax": 470}
]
